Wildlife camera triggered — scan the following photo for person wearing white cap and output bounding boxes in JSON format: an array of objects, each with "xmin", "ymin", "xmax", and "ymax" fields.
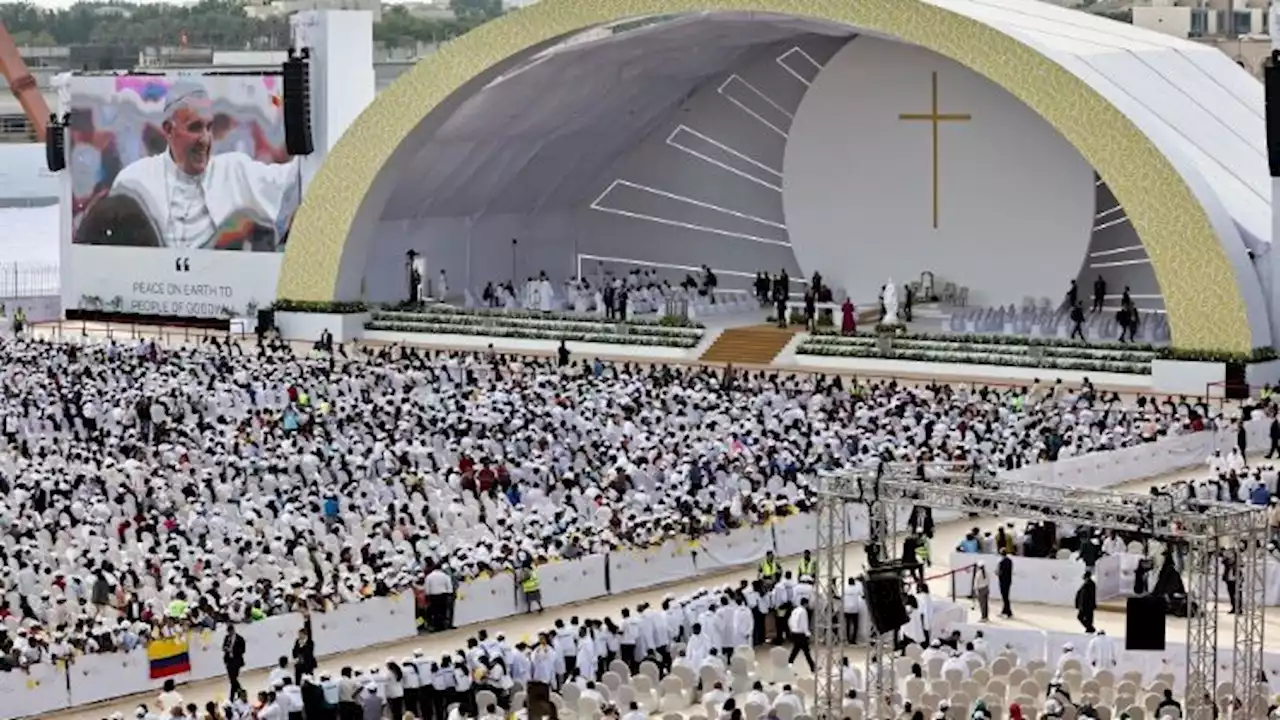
[
  {"xmin": 1056, "ymin": 642, "xmax": 1080, "ymax": 675},
  {"xmin": 401, "ymin": 655, "xmax": 421, "ymax": 719},
  {"xmin": 359, "ymin": 678, "xmax": 384, "ymax": 720}
]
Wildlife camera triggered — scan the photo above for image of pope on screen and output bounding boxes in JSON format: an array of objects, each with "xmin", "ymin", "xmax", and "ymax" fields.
[{"xmin": 71, "ymin": 76, "xmax": 300, "ymax": 251}]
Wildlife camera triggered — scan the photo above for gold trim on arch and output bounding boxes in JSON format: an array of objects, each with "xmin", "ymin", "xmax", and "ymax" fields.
[{"xmin": 278, "ymin": 0, "xmax": 1251, "ymax": 351}]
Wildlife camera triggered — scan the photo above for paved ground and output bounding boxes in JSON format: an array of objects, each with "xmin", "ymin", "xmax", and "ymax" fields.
[{"xmin": 46, "ymin": 463, "xmax": 1259, "ymax": 720}]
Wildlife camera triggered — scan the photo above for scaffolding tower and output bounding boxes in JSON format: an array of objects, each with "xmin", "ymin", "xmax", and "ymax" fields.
[{"xmin": 811, "ymin": 462, "xmax": 1269, "ymax": 720}]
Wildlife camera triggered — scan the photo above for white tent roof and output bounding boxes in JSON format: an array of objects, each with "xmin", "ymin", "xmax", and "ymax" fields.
[
  {"xmin": 381, "ymin": 1, "xmax": 1267, "ymax": 254},
  {"xmin": 929, "ymin": 0, "xmax": 1268, "ymax": 250},
  {"xmin": 379, "ymin": 13, "xmax": 851, "ymax": 221}
]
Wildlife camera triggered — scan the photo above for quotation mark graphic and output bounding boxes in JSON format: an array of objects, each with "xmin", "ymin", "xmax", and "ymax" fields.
[{"xmin": 175, "ymin": 257, "xmax": 191, "ymax": 273}]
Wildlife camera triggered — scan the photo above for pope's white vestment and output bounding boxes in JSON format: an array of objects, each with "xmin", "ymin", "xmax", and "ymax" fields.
[{"xmin": 111, "ymin": 151, "xmax": 299, "ymax": 250}]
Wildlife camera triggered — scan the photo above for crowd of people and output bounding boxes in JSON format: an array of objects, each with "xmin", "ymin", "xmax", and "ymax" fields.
[
  {"xmin": 472, "ymin": 268, "xmax": 730, "ymax": 321},
  {"xmin": 0, "ymin": 333, "xmax": 1221, "ymax": 676},
  {"xmin": 116, "ymin": 567, "xmax": 1203, "ymax": 720}
]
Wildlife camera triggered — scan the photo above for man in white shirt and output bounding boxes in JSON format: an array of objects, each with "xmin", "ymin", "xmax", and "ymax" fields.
[
  {"xmin": 581, "ymin": 680, "xmax": 605, "ymax": 705},
  {"xmin": 971, "ymin": 631, "xmax": 990, "ymax": 660},
  {"xmin": 101, "ymin": 81, "xmax": 300, "ymax": 251},
  {"xmin": 644, "ymin": 603, "xmax": 671, "ymax": 667},
  {"xmin": 425, "ymin": 567, "xmax": 455, "ymax": 632},
  {"xmin": 280, "ymin": 678, "xmax": 304, "ymax": 720},
  {"xmin": 842, "ymin": 577, "xmax": 864, "ymax": 645},
  {"xmin": 268, "ymin": 656, "xmax": 292, "ymax": 688},
  {"xmin": 941, "ymin": 651, "xmax": 968, "ymax": 680},
  {"xmin": 921, "ymin": 639, "xmax": 947, "ymax": 667},
  {"xmin": 773, "ymin": 685, "xmax": 805, "ymax": 714},
  {"xmin": 714, "ymin": 597, "xmax": 737, "ymax": 659},
  {"xmin": 787, "ymin": 598, "xmax": 815, "ymax": 671},
  {"xmin": 622, "ymin": 701, "xmax": 647, "ymax": 720},
  {"xmin": 685, "ymin": 623, "xmax": 713, "ymax": 668},
  {"xmin": 258, "ymin": 691, "xmax": 285, "ymax": 720},
  {"xmin": 1086, "ymin": 630, "xmax": 1116, "ymax": 669},
  {"xmin": 702, "ymin": 680, "xmax": 730, "ymax": 710},
  {"xmin": 401, "ymin": 655, "xmax": 421, "ymax": 718},
  {"xmin": 701, "ymin": 648, "xmax": 727, "ymax": 675},
  {"xmin": 745, "ymin": 681, "xmax": 770, "ymax": 710},
  {"xmin": 619, "ymin": 608, "xmax": 640, "ymax": 672}
]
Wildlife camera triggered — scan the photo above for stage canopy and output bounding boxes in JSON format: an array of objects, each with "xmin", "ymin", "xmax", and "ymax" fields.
[{"xmin": 280, "ymin": 0, "xmax": 1274, "ymax": 352}]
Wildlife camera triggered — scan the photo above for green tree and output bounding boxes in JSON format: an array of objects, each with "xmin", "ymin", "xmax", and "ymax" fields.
[
  {"xmin": 449, "ymin": 0, "xmax": 503, "ymax": 22},
  {"xmin": 1, "ymin": 0, "xmax": 491, "ymax": 50}
]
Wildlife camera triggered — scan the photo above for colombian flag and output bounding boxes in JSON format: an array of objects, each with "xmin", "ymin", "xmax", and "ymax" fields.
[{"xmin": 147, "ymin": 636, "xmax": 192, "ymax": 679}]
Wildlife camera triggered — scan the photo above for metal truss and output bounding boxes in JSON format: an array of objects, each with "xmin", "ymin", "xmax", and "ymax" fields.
[
  {"xmin": 1231, "ymin": 514, "xmax": 1269, "ymax": 718},
  {"xmin": 1183, "ymin": 535, "xmax": 1219, "ymax": 720},
  {"xmin": 812, "ymin": 461, "xmax": 1269, "ymax": 720},
  {"xmin": 812, "ymin": 479, "xmax": 848, "ymax": 720}
]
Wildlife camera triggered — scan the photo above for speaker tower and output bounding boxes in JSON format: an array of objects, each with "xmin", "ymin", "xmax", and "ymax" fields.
[
  {"xmin": 1125, "ymin": 596, "xmax": 1167, "ymax": 651},
  {"xmin": 45, "ymin": 115, "xmax": 66, "ymax": 172},
  {"xmin": 1267, "ymin": 51, "xmax": 1280, "ymax": 178},
  {"xmin": 283, "ymin": 48, "xmax": 315, "ymax": 156},
  {"xmin": 864, "ymin": 570, "xmax": 911, "ymax": 634}
]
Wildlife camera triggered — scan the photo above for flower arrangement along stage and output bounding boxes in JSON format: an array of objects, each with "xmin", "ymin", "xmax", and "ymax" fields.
[
  {"xmin": 799, "ymin": 333, "xmax": 1158, "ymax": 374},
  {"xmin": 364, "ymin": 320, "xmax": 701, "ymax": 348}
]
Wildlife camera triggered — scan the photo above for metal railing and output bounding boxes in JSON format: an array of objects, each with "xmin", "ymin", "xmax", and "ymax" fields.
[{"xmin": 0, "ymin": 262, "xmax": 59, "ymax": 298}]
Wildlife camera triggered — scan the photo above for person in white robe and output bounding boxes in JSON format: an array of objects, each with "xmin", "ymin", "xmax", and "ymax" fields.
[
  {"xmin": 539, "ymin": 278, "xmax": 555, "ymax": 312},
  {"xmin": 685, "ymin": 623, "xmax": 713, "ymax": 668},
  {"xmin": 733, "ymin": 600, "xmax": 754, "ymax": 649},
  {"xmin": 714, "ymin": 599, "xmax": 737, "ymax": 656},
  {"xmin": 108, "ymin": 81, "xmax": 299, "ymax": 251},
  {"xmin": 576, "ymin": 628, "xmax": 598, "ymax": 682},
  {"xmin": 1086, "ymin": 631, "xmax": 1116, "ymax": 669},
  {"xmin": 531, "ymin": 638, "xmax": 558, "ymax": 687}
]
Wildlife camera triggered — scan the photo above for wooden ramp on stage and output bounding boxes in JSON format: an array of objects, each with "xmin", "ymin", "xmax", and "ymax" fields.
[{"xmin": 700, "ymin": 324, "xmax": 802, "ymax": 365}]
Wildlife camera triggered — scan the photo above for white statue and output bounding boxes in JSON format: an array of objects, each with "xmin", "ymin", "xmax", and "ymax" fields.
[{"xmin": 881, "ymin": 279, "xmax": 901, "ymax": 325}]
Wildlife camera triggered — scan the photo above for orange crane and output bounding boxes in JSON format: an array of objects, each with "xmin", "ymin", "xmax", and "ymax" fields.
[{"xmin": 0, "ymin": 20, "xmax": 51, "ymax": 142}]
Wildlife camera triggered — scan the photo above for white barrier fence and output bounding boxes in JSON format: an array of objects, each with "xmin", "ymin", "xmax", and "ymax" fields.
[
  {"xmin": 0, "ymin": 427, "xmax": 1249, "ymax": 719},
  {"xmin": 949, "ymin": 553, "xmax": 1124, "ymax": 607}
]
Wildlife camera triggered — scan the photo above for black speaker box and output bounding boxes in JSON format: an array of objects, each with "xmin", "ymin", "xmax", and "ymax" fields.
[
  {"xmin": 45, "ymin": 117, "xmax": 66, "ymax": 172},
  {"xmin": 283, "ymin": 53, "xmax": 314, "ymax": 156},
  {"xmin": 1267, "ymin": 59, "xmax": 1280, "ymax": 177},
  {"xmin": 256, "ymin": 308, "xmax": 275, "ymax": 333},
  {"xmin": 865, "ymin": 571, "xmax": 911, "ymax": 634},
  {"xmin": 1125, "ymin": 596, "xmax": 1167, "ymax": 650}
]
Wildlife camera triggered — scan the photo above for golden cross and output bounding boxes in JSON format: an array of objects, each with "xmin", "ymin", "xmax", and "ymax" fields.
[{"xmin": 898, "ymin": 71, "xmax": 971, "ymax": 229}]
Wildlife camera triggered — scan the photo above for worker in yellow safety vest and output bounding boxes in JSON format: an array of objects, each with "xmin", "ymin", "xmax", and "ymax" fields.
[
  {"xmin": 759, "ymin": 550, "xmax": 780, "ymax": 589},
  {"xmin": 797, "ymin": 550, "xmax": 816, "ymax": 580},
  {"xmin": 519, "ymin": 563, "xmax": 544, "ymax": 614}
]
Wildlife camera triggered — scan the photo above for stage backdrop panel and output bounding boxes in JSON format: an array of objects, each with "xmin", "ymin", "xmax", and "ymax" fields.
[
  {"xmin": 784, "ymin": 36, "xmax": 1095, "ymax": 310},
  {"xmin": 63, "ymin": 73, "xmax": 301, "ymax": 318}
]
